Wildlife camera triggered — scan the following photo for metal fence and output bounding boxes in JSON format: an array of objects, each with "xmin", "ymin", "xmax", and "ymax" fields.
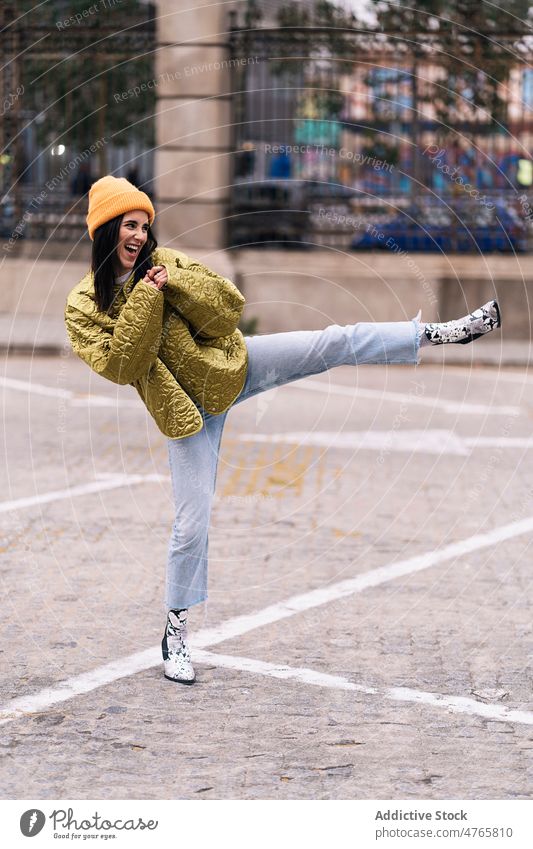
[
  {"xmin": 0, "ymin": 3, "xmax": 156, "ymax": 245},
  {"xmin": 227, "ymin": 23, "xmax": 533, "ymax": 252},
  {"xmin": 3, "ymin": 3, "xmax": 532, "ymax": 253}
]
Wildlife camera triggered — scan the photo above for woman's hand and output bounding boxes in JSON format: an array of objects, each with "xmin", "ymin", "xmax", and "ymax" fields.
[{"xmin": 142, "ymin": 265, "xmax": 168, "ymax": 290}]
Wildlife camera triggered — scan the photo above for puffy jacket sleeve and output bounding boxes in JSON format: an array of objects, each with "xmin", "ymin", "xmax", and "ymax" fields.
[
  {"xmin": 153, "ymin": 247, "xmax": 245, "ymax": 339},
  {"xmin": 64, "ymin": 282, "xmax": 164, "ymax": 385}
]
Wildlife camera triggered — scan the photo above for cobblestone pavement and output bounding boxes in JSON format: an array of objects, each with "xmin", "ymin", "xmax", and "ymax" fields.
[{"xmin": 0, "ymin": 351, "xmax": 532, "ymax": 800}]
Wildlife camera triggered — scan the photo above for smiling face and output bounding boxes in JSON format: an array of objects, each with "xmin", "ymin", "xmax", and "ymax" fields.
[{"xmin": 114, "ymin": 210, "xmax": 150, "ymax": 276}]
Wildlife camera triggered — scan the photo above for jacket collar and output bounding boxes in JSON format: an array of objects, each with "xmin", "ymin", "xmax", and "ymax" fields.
[{"xmin": 113, "ymin": 271, "xmax": 135, "ymax": 297}]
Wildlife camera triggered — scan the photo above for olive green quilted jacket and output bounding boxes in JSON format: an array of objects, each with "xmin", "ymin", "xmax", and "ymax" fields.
[{"xmin": 64, "ymin": 247, "xmax": 248, "ymax": 439}]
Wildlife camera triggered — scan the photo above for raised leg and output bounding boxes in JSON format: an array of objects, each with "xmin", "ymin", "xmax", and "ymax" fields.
[
  {"xmin": 232, "ymin": 318, "xmax": 421, "ymax": 407},
  {"xmin": 164, "ymin": 316, "xmax": 421, "ymax": 610}
]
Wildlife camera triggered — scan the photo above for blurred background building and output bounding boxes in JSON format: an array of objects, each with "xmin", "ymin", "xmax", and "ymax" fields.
[
  {"xmin": 2, "ymin": 0, "xmax": 533, "ymax": 250},
  {"xmin": 1, "ymin": 0, "xmax": 532, "ymax": 342}
]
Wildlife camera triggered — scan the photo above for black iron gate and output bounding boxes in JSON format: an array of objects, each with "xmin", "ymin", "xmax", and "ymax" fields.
[
  {"xmin": 0, "ymin": 2, "xmax": 156, "ymax": 245},
  {"xmin": 227, "ymin": 19, "xmax": 533, "ymax": 252}
]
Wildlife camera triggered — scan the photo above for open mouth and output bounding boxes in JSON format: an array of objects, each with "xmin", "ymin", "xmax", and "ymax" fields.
[{"xmin": 124, "ymin": 243, "xmax": 141, "ymax": 256}]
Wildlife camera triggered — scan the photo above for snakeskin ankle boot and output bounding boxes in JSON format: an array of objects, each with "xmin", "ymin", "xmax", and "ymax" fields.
[
  {"xmin": 162, "ymin": 608, "xmax": 196, "ymax": 684},
  {"xmin": 424, "ymin": 299, "xmax": 501, "ymax": 345}
]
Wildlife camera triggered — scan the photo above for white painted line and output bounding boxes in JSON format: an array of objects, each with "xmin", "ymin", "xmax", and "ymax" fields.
[
  {"xmin": 447, "ymin": 367, "xmax": 533, "ymax": 386},
  {"xmin": 1, "ymin": 512, "xmax": 533, "ymax": 725},
  {"xmin": 0, "ymin": 376, "xmax": 72, "ymax": 399},
  {"xmin": 1, "ymin": 375, "xmax": 521, "ymax": 415},
  {"xmin": 239, "ymin": 429, "xmax": 533, "ymax": 456},
  {"xmin": 193, "ymin": 650, "xmax": 533, "ymax": 727},
  {"xmin": 464, "ymin": 437, "xmax": 533, "ymax": 449},
  {"xmin": 0, "ymin": 473, "xmax": 168, "ymax": 515},
  {"xmin": 0, "ymin": 647, "xmax": 160, "ymax": 725},
  {"xmin": 189, "ymin": 514, "xmax": 533, "ymax": 649},
  {"xmin": 290, "ymin": 378, "xmax": 521, "ymax": 416},
  {"xmin": 69, "ymin": 396, "xmax": 140, "ymax": 409},
  {"xmin": 0, "ymin": 376, "xmax": 140, "ymax": 408},
  {"xmin": 239, "ymin": 429, "xmax": 469, "ymax": 455}
]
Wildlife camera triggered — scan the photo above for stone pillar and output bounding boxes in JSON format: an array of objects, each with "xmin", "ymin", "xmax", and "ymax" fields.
[{"xmin": 154, "ymin": 0, "xmax": 234, "ymax": 250}]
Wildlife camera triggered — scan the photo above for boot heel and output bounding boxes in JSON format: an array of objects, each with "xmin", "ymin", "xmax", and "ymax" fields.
[{"xmin": 162, "ymin": 610, "xmax": 196, "ymax": 684}]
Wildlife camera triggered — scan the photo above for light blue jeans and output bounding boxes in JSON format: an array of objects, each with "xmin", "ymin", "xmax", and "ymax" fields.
[{"xmin": 165, "ymin": 317, "xmax": 423, "ymax": 611}]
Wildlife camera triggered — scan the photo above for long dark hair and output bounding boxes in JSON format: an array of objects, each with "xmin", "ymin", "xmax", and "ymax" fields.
[{"xmin": 91, "ymin": 213, "xmax": 158, "ymax": 313}]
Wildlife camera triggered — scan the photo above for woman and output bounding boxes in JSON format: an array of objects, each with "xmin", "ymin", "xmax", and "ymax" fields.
[{"xmin": 64, "ymin": 175, "xmax": 502, "ymax": 685}]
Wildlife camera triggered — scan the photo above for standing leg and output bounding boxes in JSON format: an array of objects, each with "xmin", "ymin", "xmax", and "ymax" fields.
[
  {"xmin": 232, "ymin": 317, "xmax": 421, "ymax": 407},
  {"xmin": 165, "ymin": 407, "xmax": 228, "ymax": 613}
]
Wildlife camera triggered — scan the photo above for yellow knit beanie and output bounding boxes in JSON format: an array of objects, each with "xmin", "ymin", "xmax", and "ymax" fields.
[{"xmin": 86, "ymin": 175, "xmax": 155, "ymax": 240}]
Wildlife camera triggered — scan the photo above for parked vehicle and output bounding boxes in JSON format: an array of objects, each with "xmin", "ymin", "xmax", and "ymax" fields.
[
  {"xmin": 230, "ymin": 179, "xmax": 307, "ymax": 246},
  {"xmin": 351, "ymin": 198, "xmax": 528, "ymax": 252}
]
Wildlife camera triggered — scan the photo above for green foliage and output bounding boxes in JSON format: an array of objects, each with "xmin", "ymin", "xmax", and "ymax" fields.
[
  {"xmin": 243, "ymin": 0, "xmax": 263, "ymax": 29},
  {"xmin": 261, "ymin": 0, "xmax": 532, "ymax": 139},
  {"xmin": 11, "ymin": 0, "xmax": 155, "ymax": 155},
  {"xmin": 360, "ymin": 134, "xmax": 400, "ymax": 166},
  {"xmin": 272, "ymin": 0, "xmax": 363, "ymax": 80},
  {"xmin": 238, "ymin": 315, "xmax": 259, "ymax": 336},
  {"xmin": 277, "ymin": 1, "xmax": 311, "ymax": 30},
  {"xmin": 368, "ymin": 0, "xmax": 532, "ymax": 127}
]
